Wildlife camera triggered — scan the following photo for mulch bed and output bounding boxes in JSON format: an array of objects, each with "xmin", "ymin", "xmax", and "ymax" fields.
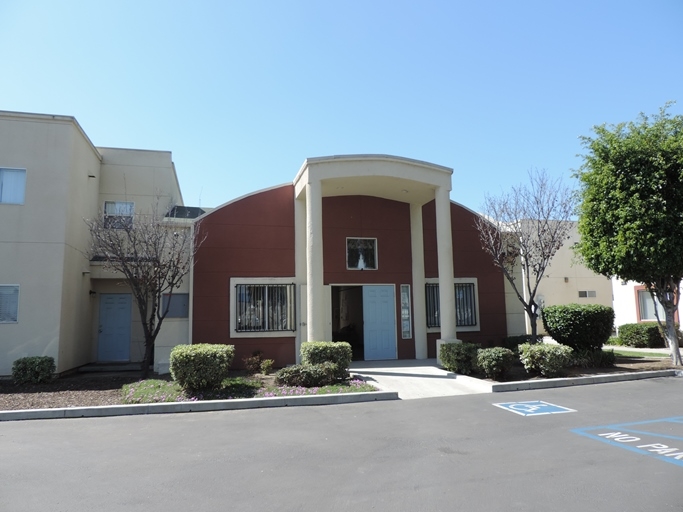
[{"xmin": 0, "ymin": 357, "xmax": 677, "ymax": 411}]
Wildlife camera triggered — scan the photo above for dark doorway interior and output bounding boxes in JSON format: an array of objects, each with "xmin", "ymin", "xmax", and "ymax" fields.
[{"xmin": 331, "ymin": 286, "xmax": 364, "ymax": 360}]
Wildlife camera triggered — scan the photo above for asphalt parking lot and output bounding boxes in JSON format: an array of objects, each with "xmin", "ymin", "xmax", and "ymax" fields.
[{"xmin": 1, "ymin": 376, "xmax": 682, "ymax": 512}]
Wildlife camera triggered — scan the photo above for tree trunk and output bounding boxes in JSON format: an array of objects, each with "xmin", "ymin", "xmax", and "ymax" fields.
[
  {"xmin": 528, "ymin": 308, "xmax": 539, "ymax": 344},
  {"xmin": 664, "ymin": 306, "xmax": 683, "ymax": 366},
  {"xmin": 140, "ymin": 339, "xmax": 154, "ymax": 379}
]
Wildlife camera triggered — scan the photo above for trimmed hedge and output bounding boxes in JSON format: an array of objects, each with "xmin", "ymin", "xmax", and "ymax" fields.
[
  {"xmin": 301, "ymin": 341, "xmax": 352, "ymax": 381},
  {"xmin": 503, "ymin": 335, "xmax": 537, "ymax": 351},
  {"xmin": 570, "ymin": 348, "xmax": 616, "ymax": 368},
  {"xmin": 518, "ymin": 343, "xmax": 573, "ymax": 377},
  {"xmin": 617, "ymin": 323, "xmax": 667, "ymax": 348},
  {"xmin": 440, "ymin": 342, "xmax": 479, "ymax": 375},
  {"xmin": 275, "ymin": 362, "xmax": 337, "ymax": 387},
  {"xmin": 542, "ymin": 304, "xmax": 614, "ymax": 351},
  {"xmin": 12, "ymin": 356, "xmax": 55, "ymax": 385},
  {"xmin": 170, "ymin": 344, "xmax": 235, "ymax": 392},
  {"xmin": 275, "ymin": 341, "xmax": 352, "ymax": 387},
  {"xmin": 477, "ymin": 347, "xmax": 515, "ymax": 379}
]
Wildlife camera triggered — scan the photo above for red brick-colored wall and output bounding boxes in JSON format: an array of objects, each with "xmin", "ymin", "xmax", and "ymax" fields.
[
  {"xmin": 423, "ymin": 200, "xmax": 508, "ymax": 356},
  {"xmin": 323, "ymin": 196, "xmax": 415, "ymax": 359},
  {"xmin": 192, "ymin": 185, "xmax": 296, "ymax": 367}
]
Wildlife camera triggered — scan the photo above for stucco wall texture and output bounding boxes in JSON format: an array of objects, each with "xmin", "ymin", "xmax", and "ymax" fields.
[{"xmin": 192, "ymin": 185, "xmax": 507, "ymax": 368}]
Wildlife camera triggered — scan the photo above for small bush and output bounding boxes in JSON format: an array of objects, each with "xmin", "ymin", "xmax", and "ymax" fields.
[
  {"xmin": 243, "ymin": 350, "xmax": 264, "ymax": 375},
  {"xmin": 477, "ymin": 347, "xmax": 515, "ymax": 379},
  {"xmin": 605, "ymin": 336, "xmax": 622, "ymax": 346},
  {"xmin": 518, "ymin": 343, "xmax": 573, "ymax": 378},
  {"xmin": 170, "ymin": 344, "xmax": 235, "ymax": 392},
  {"xmin": 503, "ymin": 335, "xmax": 538, "ymax": 351},
  {"xmin": 542, "ymin": 304, "xmax": 614, "ymax": 351},
  {"xmin": 440, "ymin": 342, "xmax": 479, "ymax": 375},
  {"xmin": 275, "ymin": 362, "xmax": 338, "ymax": 387},
  {"xmin": 571, "ymin": 349, "xmax": 616, "ymax": 368},
  {"xmin": 301, "ymin": 341, "xmax": 352, "ymax": 381},
  {"xmin": 260, "ymin": 359, "xmax": 274, "ymax": 375},
  {"xmin": 617, "ymin": 323, "xmax": 666, "ymax": 348},
  {"xmin": 12, "ymin": 356, "xmax": 55, "ymax": 385}
]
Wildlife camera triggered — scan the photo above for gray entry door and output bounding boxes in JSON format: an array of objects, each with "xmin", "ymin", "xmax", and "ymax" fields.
[
  {"xmin": 363, "ymin": 285, "xmax": 397, "ymax": 360},
  {"xmin": 98, "ymin": 293, "xmax": 132, "ymax": 361}
]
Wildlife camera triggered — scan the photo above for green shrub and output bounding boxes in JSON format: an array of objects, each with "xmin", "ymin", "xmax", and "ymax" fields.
[
  {"xmin": 617, "ymin": 323, "xmax": 667, "ymax": 348},
  {"xmin": 440, "ymin": 342, "xmax": 479, "ymax": 375},
  {"xmin": 12, "ymin": 356, "xmax": 55, "ymax": 385},
  {"xmin": 605, "ymin": 336, "xmax": 622, "ymax": 346},
  {"xmin": 477, "ymin": 347, "xmax": 515, "ymax": 379},
  {"xmin": 275, "ymin": 362, "xmax": 338, "ymax": 387},
  {"xmin": 260, "ymin": 359, "xmax": 274, "ymax": 375},
  {"xmin": 243, "ymin": 350, "xmax": 264, "ymax": 375},
  {"xmin": 571, "ymin": 348, "xmax": 616, "ymax": 368},
  {"xmin": 518, "ymin": 343, "xmax": 573, "ymax": 377},
  {"xmin": 170, "ymin": 344, "xmax": 235, "ymax": 392},
  {"xmin": 503, "ymin": 335, "xmax": 538, "ymax": 351},
  {"xmin": 301, "ymin": 341, "xmax": 352, "ymax": 381},
  {"xmin": 542, "ymin": 304, "xmax": 614, "ymax": 351}
]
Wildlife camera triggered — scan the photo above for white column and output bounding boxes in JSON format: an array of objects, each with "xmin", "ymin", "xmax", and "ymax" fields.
[
  {"xmin": 435, "ymin": 186, "xmax": 457, "ymax": 343},
  {"xmin": 306, "ymin": 180, "xmax": 325, "ymax": 341},
  {"xmin": 410, "ymin": 203, "xmax": 428, "ymax": 359},
  {"xmin": 294, "ymin": 197, "xmax": 307, "ymax": 363}
]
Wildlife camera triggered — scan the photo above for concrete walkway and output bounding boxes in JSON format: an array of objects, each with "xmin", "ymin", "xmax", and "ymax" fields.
[{"xmin": 350, "ymin": 359, "xmax": 490, "ymax": 399}]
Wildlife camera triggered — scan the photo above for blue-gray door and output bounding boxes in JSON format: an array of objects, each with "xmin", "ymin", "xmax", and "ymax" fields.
[
  {"xmin": 98, "ymin": 293, "xmax": 132, "ymax": 361},
  {"xmin": 363, "ymin": 285, "xmax": 397, "ymax": 360}
]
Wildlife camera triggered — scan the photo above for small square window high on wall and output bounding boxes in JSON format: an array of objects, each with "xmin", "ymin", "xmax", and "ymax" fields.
[
  {"xmin": 0, "ymin": 285, "xmax": 19, "ymax": 323},
  {"xmin": 0, "ymin": 168, "xmax": 26, "ymax": 204}
]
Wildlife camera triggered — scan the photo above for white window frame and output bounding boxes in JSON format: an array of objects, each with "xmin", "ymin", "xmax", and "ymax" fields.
[
  {"xmin": 578, "ymin": 290, "xmax": 597, "ymax": 298},
  {"xmin": 0, "ymin": 285, "xmax": 20, "ymax": 323},
  {"xmin": 346, "ymin": 237, "xmax": 378, "ymax": 270},
  {"xmin": 230, "ymin": 277, "xmax": 297, "ymax": 338},
  {"xmin": 400, "ymin": 284, "xmax": 412, "ymax": 339},
  {"xmin": 104, "ymin": 201, "xmax": 135, "ymax": 229},
  {"xmin": 425, "ymin": 278, "xmax": 481, "ymax": 333},
  {"xmin": 0, "ymin": 168, "xmax": 27, "ymax": 205}
]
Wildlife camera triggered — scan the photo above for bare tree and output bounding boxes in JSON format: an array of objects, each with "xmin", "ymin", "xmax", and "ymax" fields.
[
  {"xmin": 475, "ymin": 169, "xmax": 576, "ymax": 343},
  {"xmin": 87, "ymin": 200, "xmax": 203, "ymax": 378}
]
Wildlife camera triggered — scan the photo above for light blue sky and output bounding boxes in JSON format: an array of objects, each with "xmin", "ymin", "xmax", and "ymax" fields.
[{"xmin": 1, "ymin": 0, "xmax": 681, "ymax": 211}]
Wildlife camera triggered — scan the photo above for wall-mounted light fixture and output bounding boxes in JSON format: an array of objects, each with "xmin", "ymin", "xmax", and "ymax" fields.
[
  {"xmin": 564, "ymin": 277, "xmax": 569, "ymax": 283},
  {"xmin": 89, "ymin": 290, "xmax": 96, "ymax": 296}
]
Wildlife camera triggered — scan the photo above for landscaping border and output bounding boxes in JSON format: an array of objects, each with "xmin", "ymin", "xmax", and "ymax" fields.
[{"xmin": 0, "ymin": 390, "xmax": 398, "ymax": 422}]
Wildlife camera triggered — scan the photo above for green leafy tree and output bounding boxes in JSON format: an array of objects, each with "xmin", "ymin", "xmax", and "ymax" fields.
[{"xmin": 575, "ymin": 104, "xmax": 683, "ymax": 365}]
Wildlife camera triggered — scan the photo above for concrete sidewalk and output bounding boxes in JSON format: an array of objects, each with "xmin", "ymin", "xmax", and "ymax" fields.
[
  {"xmin": 350, "ymin": 358, "xmax": 681, "ymax": 399},
  {"xmin": 350, "ymin": 359, "xmax": 491, "ymax": 399}
]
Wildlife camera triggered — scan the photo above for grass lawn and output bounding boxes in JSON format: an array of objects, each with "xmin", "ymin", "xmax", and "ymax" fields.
[
  {"xmin": 122, "ymin": 377, "xmax": 378, "ymax": 404},
  {"xmin": 608, "ymin": 348, "xmax": 669, "ymax": 359}
]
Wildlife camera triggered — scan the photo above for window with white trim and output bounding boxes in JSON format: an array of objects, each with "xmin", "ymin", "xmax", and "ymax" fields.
[
  {"xmin": 425, "ymin": 281, "xmax": 479, "ymax": 329},
  {"xmin": 236, "ymin": 283, "xmax": 296, "ymax": 332},
  {"xmin": 104, "ymin": 201, "xmax": 134, "ymax": 229},
  {"xmin": 162, "ymin": 293, "xmax": 189, "ymax": 318},
  {"xmin": 578, "ymin": 290, "xmax": 596, "ymax": 298},
  {"xmin": 0, "ymin": 168, "xmax": 26, "ymax": 204},
  {"xmin": 0, "ymin": 285, "xmax": 19, "ymax": 323}
]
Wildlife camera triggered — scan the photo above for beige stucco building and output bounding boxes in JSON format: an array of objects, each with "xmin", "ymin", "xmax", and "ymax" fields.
[
  {"xmin": 0, "ymin": 111, "xmax": 194, "ymax": 376},
  {"xmin": 528, "ymin": 224, "xmax": 613, "ymax": 335}
]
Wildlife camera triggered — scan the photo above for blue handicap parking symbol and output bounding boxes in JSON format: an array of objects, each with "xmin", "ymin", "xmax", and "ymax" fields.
[{"xmin": 494, "ymin": 400, "xmax": 576, "ymax": 416}]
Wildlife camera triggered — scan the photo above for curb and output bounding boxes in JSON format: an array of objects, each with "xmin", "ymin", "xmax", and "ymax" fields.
[
  {"xmin": 490, "ymin": 369, "xmax": 682, "ymax": 392},
  {"xmin": 0, "ymin": 390, "xmax": 399, "ymax": 422}
]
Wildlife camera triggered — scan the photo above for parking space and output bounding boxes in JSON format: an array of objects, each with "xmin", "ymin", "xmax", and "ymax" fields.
[{"xmin": 0, "ymin": 376, "xmax": 681, "ymax": 511}]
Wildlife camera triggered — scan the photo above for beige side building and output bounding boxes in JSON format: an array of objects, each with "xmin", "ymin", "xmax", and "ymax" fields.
[
  {"xmin": 528, "ymin": 224, "xmax": 613, "ymax": 335},
  {"xmin": 0, "ymin": 111, "xmax": 195, "ymax": 376}
]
